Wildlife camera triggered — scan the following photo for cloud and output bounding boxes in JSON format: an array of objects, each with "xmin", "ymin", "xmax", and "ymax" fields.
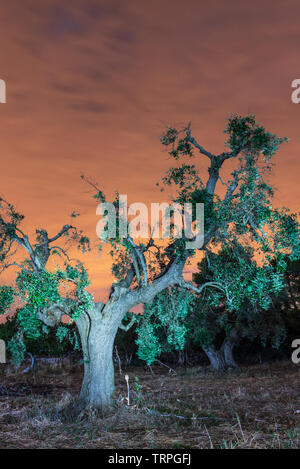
[
  {"xmin": 70, "ymin": 100, "xmax": 112, "ymax": 114},
  {"xmin": 44, "ymin": 5, "xmax": 86, "ymax": 39},
  {"xmin": 111, "ymin": 30, "xmax": 136, "ymax": 44},
  {"xmin": 0, "ymin": 0, "xmax": 299, "ymax": 299}
]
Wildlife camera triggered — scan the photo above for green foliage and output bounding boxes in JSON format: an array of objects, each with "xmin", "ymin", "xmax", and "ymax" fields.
[
  {"xmin": 0, "ymin": 315, "xmax": 81, "ymax": 363},
  {"xmin": 158, "ymin": 114, "xmax": 298, "ymax": 355},
  {"xmin": 0, "ymin": 198, "xmax": 24, "ymax": 262},
  {"xmin": 56, "ymin": 325, "xmax": 81, "ymax": 351},
  {"xmin": 136, "ymin": 286, "xmax": 194, "ymax": 364},
  {"xmin": 190, "ymin": 242, "xmax": 292, "ymax": 351},
  {"xmin": 1, "ymin": 256, "xmax": 90, "ymax": 364},
  {"xmin": 224, "ymin": 113, "xmax": 288, "ymax": 157},
  {"xmin": 160, "ymin": 127, "xmax": 193, "ymax": 159},
  {"xmin": 0, "ymin": 285, "xmax": 14, "ymax": 315},
  {"xmin": 17, "ymin": 270, "xmax": 61, "ymax": 309},
  {"xmin": 0, "ymin": 195, "xmax": 92, "ymax": 366},
  {"xmin": 77, "ymin": 235, "xmax": 91, "ymax": 253},
  {"xmin": 7, "ymin": 331, "xmax": 26, "ymax": 366}
]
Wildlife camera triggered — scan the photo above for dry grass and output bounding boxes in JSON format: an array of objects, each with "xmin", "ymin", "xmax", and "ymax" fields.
[{"xmin": 0, "ymin": 360, "xmax": 300, "ymax": 449}]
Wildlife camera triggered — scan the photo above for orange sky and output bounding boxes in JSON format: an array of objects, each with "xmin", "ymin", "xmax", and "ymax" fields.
[{"xmin": 0, "ymin": 0, "xmax": 299, "ymax": 302}]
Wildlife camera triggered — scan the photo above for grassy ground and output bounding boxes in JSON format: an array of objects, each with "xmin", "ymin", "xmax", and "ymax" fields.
[{"xmin": 0, "ymin": 360, "xmax": 299, "ymax": 449}]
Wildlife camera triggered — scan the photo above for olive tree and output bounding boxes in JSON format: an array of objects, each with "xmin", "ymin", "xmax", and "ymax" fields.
[
  {"xmin": 131, "ymin": 115, "xmax": 299, "ymax": 371},
  {"xmin": 1, "ymin": 114, "xmax": 298, "ymax": 412}
]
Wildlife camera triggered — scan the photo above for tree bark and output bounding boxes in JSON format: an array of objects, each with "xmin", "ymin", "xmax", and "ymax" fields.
[
  {"xmin": 202, "ymin": 345, "xmax": 226, "ymax": 371},
  {"xmin": 71, "ymin": 257, "xmax": 186, "ymax": 412},
  {"xmin": 202, "ymin": 329, "xmax": 240, "ymax": 371},
  {"xmin": 178, "ymin": 349, "xmax": 185, "ymax": 366},
  {"xmin": 221, "ymin": 330, "xmax": 239, "ymax": 368},
  {"xmin": 75, "ymin": 307, "xmax": 120, "ymax": 411}
]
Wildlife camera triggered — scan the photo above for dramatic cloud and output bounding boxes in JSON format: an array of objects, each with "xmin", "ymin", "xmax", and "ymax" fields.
[{"xmin": 0, "ymin": 0, "xmax": 299, "ymax": 299}]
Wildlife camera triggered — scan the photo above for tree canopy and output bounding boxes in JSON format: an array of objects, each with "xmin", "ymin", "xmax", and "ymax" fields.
[{"xmin": 135, "ymin": 114, "xmax": 300, "ymax": 366}]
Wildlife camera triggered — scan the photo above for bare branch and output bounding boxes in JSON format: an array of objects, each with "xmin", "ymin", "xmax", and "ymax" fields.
[
  {"xmin": 131, "ymin": 251, "xmax": 141, "ymax": 284},
  {"xmin": 248, "ymin": 218, "xmax": 266, "ymax": 241},
  {"xmin": 217, "ymin": 145, "xmax": 245, "ymax": 162},
  {"xmin": 128, "ymin": 237, "xmax": 148, "ymax": 285},
  {"xmin": 118, "ymin": 266, "xmax": 136, "ymax": 289},
  {"xmin": 37, "ymin": 304, "xmax": 65, "ymax": 327},
  {"xmin": 122, "ymin": 256, "xmax": 187, "ymax": 309},
  {"xmin": 0, "ymin": 261, "xmax": 30, "ymax": 275},
  {"xmin": 81, "ymin": 175, "xmax": 103, "ymax": 195},
  {"xmin": 48, "ymin": 225, "xmax": 75, "ymax": 243},
  {"xmin": 179, "ymin": 279, "xmax": 226, "ymax": 295},
  {"xmin": 118, "ymin": 314, "xmax": 136, "ymax": 331},
  {"xmin": 50, "ymin": 245, "xmax": 71, "ymax": 261},
  {"xmin": 225, "ymin": 170, "xmax": 240, "ymax": 201},
  {"xmin": 186, "ymin": 129, "xmax": 214, "ymax": 159}
]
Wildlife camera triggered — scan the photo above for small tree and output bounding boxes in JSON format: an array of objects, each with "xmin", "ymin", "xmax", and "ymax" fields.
[
  {"xmin": 1, "ymin": 114, "xmax": 299, "ymax": 411},
  {"xmin": 0, "ymin": 198, "xmax": 90, "ymax": 365}
]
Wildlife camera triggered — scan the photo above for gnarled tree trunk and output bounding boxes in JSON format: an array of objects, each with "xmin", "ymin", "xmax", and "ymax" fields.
[
  {"xmin": 221, "ymin": 329, "xmax": 239, "ymax": 368},
  {"xmin": 75, "ymin": 306, "xmax": 121, "ymax": 411},
  {"xmin": 202, "ymin": 329, "xmax": 240, "ymax": 371},
  {"xmin": 202, "ymin": 345, "xmax": 226, "ymax": 371},
  {"xmin": 72, "ymin": 258, "xmax": 186, "ymax": 412}
]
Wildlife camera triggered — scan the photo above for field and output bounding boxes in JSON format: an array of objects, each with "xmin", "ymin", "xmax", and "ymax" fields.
[{"xmin": 0, "ymin": 360, "xmax": 299, "ymax": 449}]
